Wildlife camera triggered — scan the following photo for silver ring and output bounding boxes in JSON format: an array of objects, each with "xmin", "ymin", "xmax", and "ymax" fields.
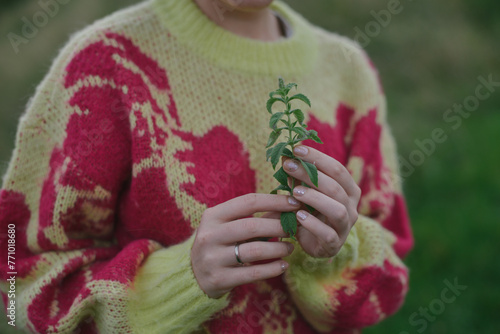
[{"xmin": 234, "ymin": 243, "xmax": 244, "ymax": 265}]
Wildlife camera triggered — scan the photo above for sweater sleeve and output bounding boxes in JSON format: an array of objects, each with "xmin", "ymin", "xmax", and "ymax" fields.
[
  {"xmin": 282, "ymin": 48, "xmax": 414, "ymax": 332},
  {"xmin": 0, "ymin": 28, "xmax": 228, "ymax": 334}
]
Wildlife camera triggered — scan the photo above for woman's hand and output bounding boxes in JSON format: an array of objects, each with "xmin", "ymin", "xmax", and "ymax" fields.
[
  {"xmin": 191, "ymin": 193, "xmax": 300, "ymax": 299},
  {"xmin": 282, "ymin": 145, "xmax": 361, "ymax": 258}
]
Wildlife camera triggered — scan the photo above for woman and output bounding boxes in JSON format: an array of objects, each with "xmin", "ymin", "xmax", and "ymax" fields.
[{"xmin": 0, "ymin": 0, "xmax": 413, "ymax": 333}]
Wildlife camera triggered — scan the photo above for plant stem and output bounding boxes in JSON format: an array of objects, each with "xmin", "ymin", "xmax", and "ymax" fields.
[{"xmin": 285, "ymin": 100, "xmax": 295, "ymax": 196}]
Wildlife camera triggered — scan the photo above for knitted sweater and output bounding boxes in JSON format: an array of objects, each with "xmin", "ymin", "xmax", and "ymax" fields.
[{"xmin": 0, "ymin": 0, "xmax": 413, "ymax": 333}]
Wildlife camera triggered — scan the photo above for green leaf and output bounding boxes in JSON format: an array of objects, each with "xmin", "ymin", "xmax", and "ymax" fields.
[
  {"xmin": 279, "ymin": 77, "xmax": 285, "ymax": 89},
  {"xmin": 281, "ymin": 212, "xmax": 297, "ymax": 240},
  {"xmin": 266, "ymin": 147, "xmax": 273, "ymax": 161},
  {"xmin": 269, "ymin": 112, "xmax": 284, "ymax": 129},
  {"xmin": 285, "ymin": 82, "xmax": 298, "ymax": 92},
  {"xmin": 291, "ymin": 127, "xmax": 308, "ymax": 138},
  {"xmin": 282, "ymin": 148, "xmax": 294, "ymax": 158},
  {"xmin": 298, "ymin": 158, "xmax": 319, "ymax": 187},
  {"xmin": 305, "ymin": 204, "xmax": 316, "ymax": 213},
  {"xmin": 266, "ymin": 129, "xmax": 281, "ymax": 148},
  {"xmin": 270, "ymin": 142, "xmax": 287, "ymax": 169},
  {"xmin": 269, "ymin": 90, "xmax": 280, "ymax": 99},
  {"xmin": 270, "ymin": 184, "xmax": 292, "ymax": 194},
  {"xmin": 273, "ymin": 167, "xmax": 289, "ymax": 186},
  {"xmin": 289, "ymin": 93, "xmax": 311, "ymax": 107},
  {"xmin": 266, "ymin": 97, "xmax": 284, "ymax": 114},
  {"xmin": 292, "ymin": 109, "xmax": 305, "ymax": 124},
  {"xmin": 282, "ymin": 82, "xmax": 297, "ymax": 96},
  {"xmin": 307, "ymin": 130, "xmax": 323, "ymax": 144}
]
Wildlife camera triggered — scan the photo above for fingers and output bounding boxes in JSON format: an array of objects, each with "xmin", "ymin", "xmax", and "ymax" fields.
[
  {"xmin": 206, "ymin": 193, "xmax": 300, "ymax": 222},
  {"xmin": 291, "ymin": 145, "xmax": 361, "ymax": 199},
  {"xmin": 292, "ymin": 186, "xmax": 354, "ymax": 234},
  {"xmin": 223, "ymin": 241, "xmax": 294, "ymax": 266},
  {"xmin": 224, "ymin": 260, "xmax": 289, "ymax": 289},
  {"xmin": 295, "ymin": 210, "xmax": 342, "ymax": 257},
  {"xmin": 283, "ymin": 159, "xmax": 350, "ymax": 206},
  {"xmin": 217, "ymin": 217, "xmax": 290, "ymax": 244}
]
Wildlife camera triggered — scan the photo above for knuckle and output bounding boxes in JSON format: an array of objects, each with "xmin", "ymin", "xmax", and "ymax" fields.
[
  {"xmin": 203, "ymin": 251, "xmax": 217, "ymax": 265},
  {"xmin": 355, "ymin": 185, "xmax": 362, "ymax": 199},
  {"xmin": 336, "ymin": 206, "xmax": 349, "ymax": 222},
  {"xmin": 321, "ymin": 241, "xmax": 339, "ymax": 257},
  {"xmin": 325, "ymin": 232, "xmax": 338, "ymax": 246},
  {"xmin": 332, "ymin": 163, "xmax": 343, "ymax": 176},
  {"xmin": 201, "ymin": 208, "xmax": 214, "ymax": 223},
  {"xmin": 196, "ymin": 229, "xmax": 213, "ymax": 247},
  {"xmin": 207, "ymin": 272, "xmax": 224, "ymax": 289}
]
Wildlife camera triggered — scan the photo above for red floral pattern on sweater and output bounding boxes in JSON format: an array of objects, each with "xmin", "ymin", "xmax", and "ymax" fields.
[{"xmin": 0, "ymin": 30, "xmax": 412, "ymax": 333}]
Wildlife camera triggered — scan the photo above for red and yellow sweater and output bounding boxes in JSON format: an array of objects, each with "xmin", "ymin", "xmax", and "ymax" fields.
[{"xmin": 0, "ymin": 0, "xmax": 413, "ymax": 333}]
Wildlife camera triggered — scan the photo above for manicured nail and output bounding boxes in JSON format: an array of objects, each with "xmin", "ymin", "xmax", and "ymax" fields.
[
  {"xmin": 297, "ymin": 210, "xmax": 308, "ymax": 220},
  {"xmin": 294, "ymin": 146, "xmax": 308, "ymax": 156},
  {"xmin": 284, "ymin": 159, "xmax": 298, "ymax": 171},
  {"xmin": 288, "ymin": 196, "xmax": 300, "ymax": 206},
  {"xmin": 287, "ymin": 243, "xmax": 294, "ymax": 253},
  {"xmin": 293, "ymin": 187, "xmax": 306, "ymax": 196},
  {"xmin": 281, "ymin": 262, "xmax": 289, "ymax": 271}
]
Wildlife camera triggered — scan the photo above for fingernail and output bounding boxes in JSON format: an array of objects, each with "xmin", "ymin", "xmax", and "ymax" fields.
[
  {"xmin": 297, "ymin": 210, "xmax": 308, "ymax": 220},
  {"xmin": 294, "ymin": 146, "xmax": 308, "ymax": 156},
  {"xmin": 288, "ymin": 196, "xmax": 300, "ymax": 206},
  {"xmin": 284, "ymin": 159, "xmax": 299, "ymax": 171},
  {"xmin": 287, "ymin": 243, "xmax": 294, "ymax": 253},
  {"xmin": 293, "ymin": 187, "xmax": 306, "ymax": 196},
  {"xmin": 281, "ymin": 262, "xmax": 289, "ymax": 271}
]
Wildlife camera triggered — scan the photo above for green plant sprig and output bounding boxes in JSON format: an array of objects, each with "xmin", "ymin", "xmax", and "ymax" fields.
[{"xmin": 266, "ymin": 78, "xmax": 323, "ymax": 240}]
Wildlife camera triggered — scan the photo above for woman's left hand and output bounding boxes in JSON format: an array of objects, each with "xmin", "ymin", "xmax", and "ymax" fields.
[{"xmin": 282, "ymin": 145, "xmax": 362, "ymax": 258}]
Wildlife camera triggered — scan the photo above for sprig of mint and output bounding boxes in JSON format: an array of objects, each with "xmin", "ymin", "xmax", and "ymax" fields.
[{"xmin": 266, "ymin": 78, "xmax": 323, "ymax": 240}]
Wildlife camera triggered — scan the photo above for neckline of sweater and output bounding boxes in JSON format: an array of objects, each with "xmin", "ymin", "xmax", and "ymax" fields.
[{"xmin": 151, "ymin": 0, "xmax": 319, "ymax": 76}]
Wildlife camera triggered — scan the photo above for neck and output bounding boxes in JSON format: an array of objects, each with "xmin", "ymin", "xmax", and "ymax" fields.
[{"xmin": 193, "ymin": 0, "xmax": 282, "ymax": 41}]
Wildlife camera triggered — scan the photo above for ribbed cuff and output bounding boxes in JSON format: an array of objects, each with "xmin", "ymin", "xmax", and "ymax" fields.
[{"xmin": 128, "ymin": 233, "xmax": 230, "ymax": 334}]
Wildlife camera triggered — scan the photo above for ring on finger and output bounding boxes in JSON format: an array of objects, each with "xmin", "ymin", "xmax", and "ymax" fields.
[{"xmin": 234, "ymin": 243, "xmax": 245, "ymax": 266}]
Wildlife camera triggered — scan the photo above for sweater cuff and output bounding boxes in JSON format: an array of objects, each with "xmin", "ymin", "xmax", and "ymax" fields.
[
  {"xmin": 127, "ymin": 232, "xmax": 230, "ymax": 334},
  {"xmin": 284, "ymin": 220, "xmax": 360, "ymax": 278}
]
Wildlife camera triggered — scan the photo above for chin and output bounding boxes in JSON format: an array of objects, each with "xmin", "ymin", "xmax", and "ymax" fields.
[{"xmin": 219, "ymin": 0, "xmax": 274, "ymax": 11}]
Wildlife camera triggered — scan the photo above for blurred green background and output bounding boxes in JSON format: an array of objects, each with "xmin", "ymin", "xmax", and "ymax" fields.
[{"xmin": 0, "ymin": 0, "xmax": 499, "ymax": 333}]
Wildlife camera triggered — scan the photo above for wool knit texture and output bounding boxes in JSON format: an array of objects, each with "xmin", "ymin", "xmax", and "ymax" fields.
[{"xmin": 0, "ymin": 0, "xmax": 414, "ymax": 333}]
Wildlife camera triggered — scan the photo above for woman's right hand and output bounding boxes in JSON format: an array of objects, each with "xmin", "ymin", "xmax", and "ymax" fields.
[{"xmin": 191, "ymin": 193, "xmax": 300, "ymax": 299}]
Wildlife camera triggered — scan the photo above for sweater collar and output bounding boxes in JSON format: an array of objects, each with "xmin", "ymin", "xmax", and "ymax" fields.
[{"xmin": 152, "ymin": 0, "xmax": 318, "ymax": 76}]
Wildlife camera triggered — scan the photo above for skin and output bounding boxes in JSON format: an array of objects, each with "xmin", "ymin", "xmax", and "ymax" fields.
[
  {"xmin": 191, "ymin": 0, "xmax": 361, "ymax": 301},
  {"xmin": 193, "ymin": 0, "xmax": 282, "ymax": 41},
  {"xmin": 191, "ymin": 145, "xmax": 361, "ymax": 299}
]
